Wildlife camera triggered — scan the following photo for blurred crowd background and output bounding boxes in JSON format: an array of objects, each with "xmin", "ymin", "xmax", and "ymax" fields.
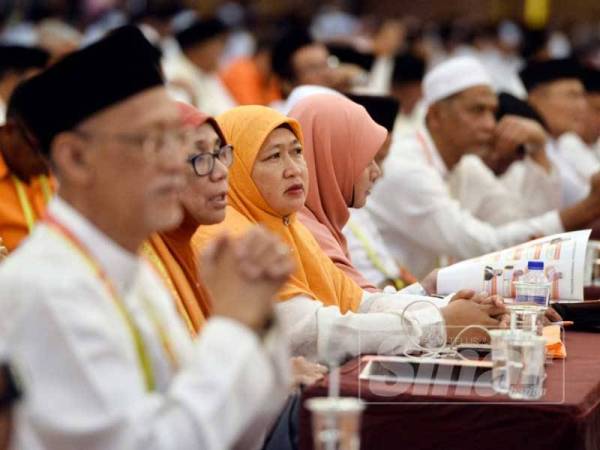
[{"xmin": 0, "ymin": 0, "xmax": 598, "ymax": 120}]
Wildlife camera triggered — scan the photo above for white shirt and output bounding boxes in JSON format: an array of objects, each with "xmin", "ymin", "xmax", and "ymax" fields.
[
  {"xmin": 342, "ymin": 207, "xmax": 400, "ymax": 287},
  {"xmin": 546, "ymin": 135, "xmax": 592, "ymax": 207},
  {"xmin": 163, "ymin": 54, "xmax": 236, "ymax": 117},
  {"xmin": 0, "ymin": 197, "xmax": 290, "ymax": 450},
  {"xmin": 276, "ymin": 287, "xmax": 447, "ymax": 363},
  {"xmin": 447, "ymin": 154, "xmax": 562, "ymax": 225},
  {"xmin": 367, "ymin": 127, "xmax": 564, "ymax": 278},
  {"xmin": 556, "ymin": 132, "xmax": 600, "ymax": 182}
]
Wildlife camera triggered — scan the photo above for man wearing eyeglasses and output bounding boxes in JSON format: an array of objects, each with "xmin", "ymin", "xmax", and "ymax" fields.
[
  {"xmin": 521, "ymin": 58, "xmax": 600, "ymax": 207},
  {"xmin": 0, "ymin": 26, "xmax": 293, "ymax": 450}
]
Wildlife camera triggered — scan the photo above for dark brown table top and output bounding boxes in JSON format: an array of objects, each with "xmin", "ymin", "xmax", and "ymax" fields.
[{"xmin": 300, "ymin": 331, "xmax": 600, "ymax": 450}]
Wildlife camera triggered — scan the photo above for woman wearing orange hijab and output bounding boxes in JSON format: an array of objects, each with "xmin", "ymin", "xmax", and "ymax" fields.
[
  {"xmin": 143, "ymin": 102, "xmax": 231, "ymax": 334},
  {"xmin": 193, "ymin": 105, "xmax": 505, "ymax": 361}
]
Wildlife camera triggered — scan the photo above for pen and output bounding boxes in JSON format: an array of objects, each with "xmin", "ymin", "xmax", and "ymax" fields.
[{"xmin": 553, "ymin": 321, "xmax": 574, "ymax": 327}]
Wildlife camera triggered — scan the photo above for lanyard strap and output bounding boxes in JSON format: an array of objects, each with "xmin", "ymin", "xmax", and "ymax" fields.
[
  {"xmin": 416, "ymin": 131, "xmax": 435, "ymax": 168},
  {"xmin": 12, "ymin": 175, "xmax": 53, "ymax": 232},
  {"xmin": 45, "ymin": 214, "xmax": 162, "ymax": 391},
  {"xmin": 141, "ymin": 241, "xmax": 195, "ymax": 336},
  {"xmin": 346, "ymin": 219, "xmax": 406, "ymax": 290}
]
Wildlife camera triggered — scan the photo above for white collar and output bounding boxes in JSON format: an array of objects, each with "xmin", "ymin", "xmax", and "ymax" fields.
[
  {"xmin": 47, "ymin": 196, "xmax": 141, "ymax": 296},
  {"xmin": 416, "ymin": 126, "xmax": 449, "ymax": 177}
]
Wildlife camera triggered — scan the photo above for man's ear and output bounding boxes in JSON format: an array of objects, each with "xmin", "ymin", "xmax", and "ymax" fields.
[{"xmin": 50, "ymin": 132, "xmax": 95, "ymax": 187}]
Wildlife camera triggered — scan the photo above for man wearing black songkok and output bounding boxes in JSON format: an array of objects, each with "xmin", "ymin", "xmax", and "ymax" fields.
[
  {"xmin": 582, "ymin": 67, "xmax": 600, "ymax": 153},
  {"xmin": 271, "ymin": 26, "xmax": 336, "ymax": 97},
  {"xmin": 170, "ymin": 17, "xmax": 236, "ymax": 115},
  {"xmin": 520, "ymin": 58, "xmax": 599, "ymax": 206},
  {"xmin": 0, "ymin": 25, "xmax": 293, "ymax": 450}
]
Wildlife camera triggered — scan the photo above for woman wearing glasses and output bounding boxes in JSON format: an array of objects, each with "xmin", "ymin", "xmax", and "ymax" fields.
[
  {"xmin": 143, "ymin": 102, "xmax": 233, "ymax": 335},
  {"xmin": 145, "ymin": 102, "xmax": 326, "ymax": 450}
]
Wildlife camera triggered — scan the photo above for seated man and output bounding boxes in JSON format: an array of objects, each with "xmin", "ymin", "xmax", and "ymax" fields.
[
  {"xmin": 521, "ymin": 58, "xmax": 598, "ymax": 206},
  {"xmin": 582, "ymin": 67, "xmax": 600, "ymax": 156},
  {"xmin": 168, "ymin": 17, "xmax": 236, "ymax": 116},
  {"xmin": 448, "ymin": 92, "xmax": 562, "ymax": 225},
  {"xmin": 368, "ymin": 56, "xmax": 600, "ymax": 278},
  {"xmin": 0, "ymin": 26, "xmax": 293, "ymax": 450}
]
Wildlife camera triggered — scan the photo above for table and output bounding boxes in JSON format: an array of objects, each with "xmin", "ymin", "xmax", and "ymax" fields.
[
  {"xmin": 585, "ymin": 286, "xmax": 600, "ymax": 300},
  {"xmin": 300, "ymin": 331, "xmax": 600, "ymax": 450}
]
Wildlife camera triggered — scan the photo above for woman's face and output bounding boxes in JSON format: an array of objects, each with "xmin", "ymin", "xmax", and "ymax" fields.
[
  {"xmin": 352, "ymin": 159, "xmax": 382, "ymax": 208},
  {"xmin": 179, "ymin": 123, "xmax": 230, "ymax": 225},
  {"xmin": 351, "ymin": 138, "xmax": 387, "ymax": 208},
  {"xmin": 252, "ymin": 127, "xmax": 308, "ymax": 217}
]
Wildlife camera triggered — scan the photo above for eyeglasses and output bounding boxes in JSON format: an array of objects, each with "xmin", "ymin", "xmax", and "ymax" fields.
[
  {"xmin": 187, "ymin": 144, "xmax": 234, "ymax": 176},
  {"xmin": 75, "ymin": 128, "xmax": 193, "ymax": 160}
]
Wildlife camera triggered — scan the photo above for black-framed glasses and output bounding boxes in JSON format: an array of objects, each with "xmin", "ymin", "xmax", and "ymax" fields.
[{"xmin": 187, "ymin": 144, "xmax": 234, "ymax": 176}]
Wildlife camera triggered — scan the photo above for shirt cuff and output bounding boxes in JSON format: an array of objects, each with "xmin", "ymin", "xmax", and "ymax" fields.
[
  {"xmin": 402, "ymin": 302, "xmax": 446, "ymax": 349},
  {"xmin": 195, "ymin": 316, "xmax": 262, "ymax": 359},
  {"xmin": 399, "ymin": 282, "xmax": 428, "ymax": 296}
]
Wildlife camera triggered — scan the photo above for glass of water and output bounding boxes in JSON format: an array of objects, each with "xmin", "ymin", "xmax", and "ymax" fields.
[
  {"xmin": 506, "ymin": 333, "xmax": 546, "ymax": 400},
  {"xmin": 489, "ymin": 329, "xmax": 511, "ymax": 394},
  {"xmin": 305, "ymin": 397, "xmax": 365, "ymax": 450},
  {"xmin": 508, "ymin": 308, "xmax": 544, "ymax": 336}
]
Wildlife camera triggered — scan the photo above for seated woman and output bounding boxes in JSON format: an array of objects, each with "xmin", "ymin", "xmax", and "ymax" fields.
[
  {"xmin": 193, "ymin": 104, "xmax": 505, "ymax": 362},
  {"xmin": 142, "ymin": 102, "xmax": 222, "ymax": 334},
  {"xmin": 146, "ymin": 102, "xmax": 326, "ymax": 450},
  {"xmin": 289, "ymin": 93, "xmax": 403, "ymax": 291}
]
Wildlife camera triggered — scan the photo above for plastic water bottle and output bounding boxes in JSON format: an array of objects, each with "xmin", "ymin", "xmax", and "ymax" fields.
[
  {"xmin": 510, "ymin": 261, "xmax": 550, "ymax": 335},
  {"xmin": 513, "ymin": 261, "xmax": 550, "ymax": 310}
]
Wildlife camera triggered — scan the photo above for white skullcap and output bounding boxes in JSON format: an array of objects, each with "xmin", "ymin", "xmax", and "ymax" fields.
[
  {"xmin": 282, "ymin": 85, "xmax": 343, "ymax": 114},
  {"xmin": 423, "ymin": 56, "xmax": 493, "ymax": 109}
]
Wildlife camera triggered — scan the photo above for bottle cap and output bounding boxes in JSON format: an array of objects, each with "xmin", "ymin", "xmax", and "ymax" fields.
[{"xmin": 527, "ymin": 260, "xmax": 544, "ymax": 270}]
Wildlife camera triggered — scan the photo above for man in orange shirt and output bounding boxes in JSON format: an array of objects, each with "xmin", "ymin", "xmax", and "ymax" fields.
[
  {"xmin": 0, "ymin": 105, "xmax": 55, "ymax": 253},
  {"xmin": 220, "ymin": 36, "xmax": 282, "ymax": 105}
]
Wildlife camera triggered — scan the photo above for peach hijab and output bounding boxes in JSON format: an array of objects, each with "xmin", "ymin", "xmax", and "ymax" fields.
[
  {"xmin": 289, "ymin": 94, "xmax": 387, "ymax": 290},
  {"xmin": 192, "ymin": 105, "xmax": 362, "ymax": 313}
]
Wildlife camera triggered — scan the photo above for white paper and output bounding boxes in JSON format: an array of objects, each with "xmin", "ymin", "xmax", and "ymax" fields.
[{"xmin": 437, "ymin": 230, "xmax": 591, "ymax": 301}]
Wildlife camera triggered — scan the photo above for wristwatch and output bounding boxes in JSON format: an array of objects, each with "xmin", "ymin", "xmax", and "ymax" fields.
[{"xmin": 0, "ymin": 364, "xmax": 21, "ymax": 409}]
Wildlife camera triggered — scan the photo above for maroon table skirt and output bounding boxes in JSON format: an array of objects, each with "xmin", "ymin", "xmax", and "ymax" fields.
[
  {"xmin": 585, "ymin": 286, "xmax": 600, "ymax": 301},
  {"xmin": 300, "ymin": 331, "xmax": 600, "ymax": 450}
]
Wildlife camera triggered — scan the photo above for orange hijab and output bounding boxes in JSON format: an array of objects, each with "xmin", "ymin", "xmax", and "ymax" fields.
[
  {"xmin": 146, "ymin": 103, "xmax": 226, "ymax": 334},
  {"xmin": 289, "ymin": 94, "xmax": 387, "ymax": 290},
  {"xmin": 192, "ymin": 105, "xmax": 362, "ymax": 313}
]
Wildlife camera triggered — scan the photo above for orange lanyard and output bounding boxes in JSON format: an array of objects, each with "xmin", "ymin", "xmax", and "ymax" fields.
[
  {"xmin": 141, "ymin": 241, "xmax": 195, "ymax": 335},
  {"xmin": 416, "ymin": 131, "xmax": 436, "ymax": 168},
  {"xmin": 45, "ymin": 214, "xmax": 179, "ymax": 391}
]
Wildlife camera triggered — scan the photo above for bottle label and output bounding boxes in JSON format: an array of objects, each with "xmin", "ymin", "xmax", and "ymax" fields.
[{"xmin": 514, "ymin": 293, "xmax": 547, "ymax": 306}]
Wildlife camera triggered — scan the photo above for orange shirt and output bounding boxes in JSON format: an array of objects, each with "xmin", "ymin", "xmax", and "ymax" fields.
[
  {"xmin": 220, "ymin": 57, "xmax": 281, "ymax": 106},
  {"xmin": 0, "ymin": 154, "xmax": 56, "ymax": 252}
]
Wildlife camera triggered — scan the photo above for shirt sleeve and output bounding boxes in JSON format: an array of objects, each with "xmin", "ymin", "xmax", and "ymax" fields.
[
  {"xmin": 500, "ymin": 156, "xmax": 562, "ymax": 219},
  {"xmin": 368, "ymin": 156, "xmax": 564, "ymax": 263},
  {"xmin": 4, "ymin": 277, "xmax": 290, "ymax": 450},
  {"xmin": 274, "ymin": 292, "xmax": 445, "ymax": 363}
]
